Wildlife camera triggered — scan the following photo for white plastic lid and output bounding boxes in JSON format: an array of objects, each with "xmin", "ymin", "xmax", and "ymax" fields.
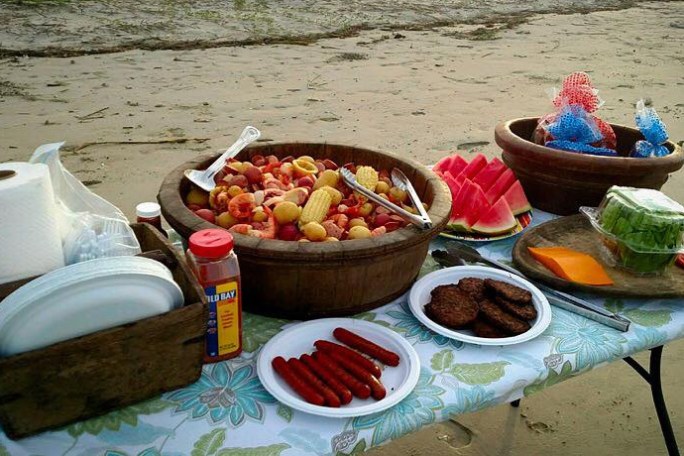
[{"xmin": 136, "ymin": 202, "xmax": 161, "ymax": 218}]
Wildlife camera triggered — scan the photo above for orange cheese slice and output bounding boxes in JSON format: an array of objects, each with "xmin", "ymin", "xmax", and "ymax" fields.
[{"xmin": 528, "ymin": 246, "xmax": 614, "ymax": 286}]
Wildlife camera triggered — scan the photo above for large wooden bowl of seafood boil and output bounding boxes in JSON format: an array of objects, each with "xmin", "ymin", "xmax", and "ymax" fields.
[{"xmin": 158, "ymin": 143, "xmax": 451, "ymax": 319}]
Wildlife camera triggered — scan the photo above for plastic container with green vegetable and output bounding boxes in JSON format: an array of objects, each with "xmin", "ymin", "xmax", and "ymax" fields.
[{"xmin": 581, "ymin": 186, "xmax": 684, "ymax": 275}]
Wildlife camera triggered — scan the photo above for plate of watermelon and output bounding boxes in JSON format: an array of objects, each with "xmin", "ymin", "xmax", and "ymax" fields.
[{"xmin": 433, "ymin": 153, "xmax": 533, "ymax": 242}]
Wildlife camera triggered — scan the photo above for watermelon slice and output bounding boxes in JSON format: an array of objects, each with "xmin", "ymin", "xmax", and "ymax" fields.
[
  {"xmin": 485, "ymin": 168, "xmax": 516, "ymax": 204},
  {"xmin": 447, "ymin": 154, "xmax": 468, "ymax": 177},
  {"xmin": 472, "ymin": 157, "xmax": 506, "ymax": 191},
  {"xmin": 433, "ymin": 155, "xmax": 455, "ymax": 174},
  {"xmin": 448, "ymin": 180, "xmax": 490, "ymax": 231},
  {"xmin": 472, "ymin": 197, "xmax": 517, "ymax": 235},
  {"xmin": 441, "ymin": 171, "xmax": 463, "ymax": 201},
  {"xmin": 503, "ymin": 180, "xmax": 532, "ymax": 215},
  {"xmin": 461, "ymin": 153, "xmax": 488, "ymax": 179},
  {"xmin": 448, "ymin": 179, "xmax": 473, "ymax": 221}
]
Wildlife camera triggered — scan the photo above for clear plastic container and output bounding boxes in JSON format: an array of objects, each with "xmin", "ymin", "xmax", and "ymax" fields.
[
  {"xmin": 581, "ymin": 186, "xmax": 684, "ymax": 275},
  {"xmin": 166, "ymin": 228, "xmax": 186, "ymax": 253},
  {"xmin": 186, "ymin": 229, "xmax": 242, "ymax": 363}
]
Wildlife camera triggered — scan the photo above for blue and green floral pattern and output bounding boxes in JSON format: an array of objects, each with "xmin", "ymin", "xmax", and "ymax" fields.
[
  {"xmin": 167, "ymin": 362, "xmax": 276, "ymax": 426},
  {"xmin": 2, "ymin": 210, "xmax": 682, "ymax": 456}
]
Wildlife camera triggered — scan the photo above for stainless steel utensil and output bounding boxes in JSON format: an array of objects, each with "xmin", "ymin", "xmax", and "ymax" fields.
[
  {"xmin": 391, "ymin": 168, "xmax": 433, "ymax": 229},
  {"xmin": 339, "ymin": 167, "xmax": 432, "ymax": 229},
  {"xmin": 431, "ymin": 249, "xmax": 466, "ymax": 267},
  {"xmin": 442, "ymin": 240, "xmax": 631, "ymax": 332},
  {"xmin": 184, "ymin": 126, "xmax": 261, "ymax": 192}
]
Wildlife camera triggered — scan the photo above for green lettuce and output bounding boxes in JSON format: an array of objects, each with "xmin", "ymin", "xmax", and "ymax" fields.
[{"xmin": 598, "ymin": 187, "xmax": 684, "ymax": 274}]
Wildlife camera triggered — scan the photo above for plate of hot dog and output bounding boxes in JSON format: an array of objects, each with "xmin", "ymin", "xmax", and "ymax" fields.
[{"xmin": 256, "ymin": 318, "xmax": 420, "ymax": 418}]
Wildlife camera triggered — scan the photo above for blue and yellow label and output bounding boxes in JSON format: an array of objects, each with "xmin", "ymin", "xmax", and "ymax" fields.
[{"xmin": 204, "ymin": 281, "xmax": 240, "ymax": 358}]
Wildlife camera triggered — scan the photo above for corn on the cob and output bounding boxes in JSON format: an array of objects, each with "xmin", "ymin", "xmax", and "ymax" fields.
[
  {"xmin": 299, "ymin": 189, "xmax": 332, "ymax": 227},
  {"xmin": 319, "ymin": 185, "xmax": 343, "ymax": 205},
  {"xmin": 313, "ymin": 169, "xmax": 339, "ymax": 190},
  {"xmin": 355, "ymin": 166, "xmax": 379, "ymax": 191}
]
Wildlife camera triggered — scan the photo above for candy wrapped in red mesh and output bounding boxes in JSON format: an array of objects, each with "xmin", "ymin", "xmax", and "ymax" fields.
[
  {"xmin": 594, "ymin": 117, "xmax": 617, "ymax": 150},
  {"xmin": 534, "ymin": 72, "xmax": 616, "ymax": 150},
  {"xmin": 552, "ymin": 72, "xmax": 602, "ymax": 113}
]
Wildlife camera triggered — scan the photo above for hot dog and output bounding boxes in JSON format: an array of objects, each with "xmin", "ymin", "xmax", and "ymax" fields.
[
  {"xmin": 300, "ymin": 354, "xmax": 353, "ymax": 405},
  {"xmin": 325, "ymin": 350, "xmax": 386, "ymax": 400},
  {"xmin": 287, "ymin": 358, "xmax": 341, "ymax": 407},
  {"xmin": 313, "ymin": 351, "xmax": 371, "ymax": 399},
  {"xmin": 271, "ymin": 356, "xmax": 325, "ymax": 406},
  {"xmin": 314, "ymin": 340, "xmax": 382, "ymax": 378},
  {"xmin": 332, "ymin": 328, "xmax": 400, "ymax": 367}
]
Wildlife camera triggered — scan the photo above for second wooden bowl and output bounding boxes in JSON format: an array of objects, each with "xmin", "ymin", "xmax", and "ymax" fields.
[{"xmin": 494, "ymin": 118, "xmax": 683, "ymax": 215}]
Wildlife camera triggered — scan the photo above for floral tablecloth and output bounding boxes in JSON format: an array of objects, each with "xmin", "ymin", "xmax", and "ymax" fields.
[{"xmin": 2, "ymin": 211, "xmax": 683, "ymax": 456}]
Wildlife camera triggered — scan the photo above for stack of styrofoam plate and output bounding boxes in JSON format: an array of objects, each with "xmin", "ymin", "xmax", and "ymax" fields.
[{"xmin": 0, "ymin": 256, "xmax": 184, "ymax": 357}]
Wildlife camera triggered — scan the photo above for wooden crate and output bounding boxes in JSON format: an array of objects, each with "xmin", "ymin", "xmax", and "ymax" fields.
[{"xmin": 0, "ymin": 223, "xmax": 206, "ymax": 439}]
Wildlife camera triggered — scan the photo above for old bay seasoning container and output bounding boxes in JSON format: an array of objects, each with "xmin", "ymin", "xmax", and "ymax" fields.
[{"xmin": 186, "ymin": 229, "xmax": 242, "ymax": 363}]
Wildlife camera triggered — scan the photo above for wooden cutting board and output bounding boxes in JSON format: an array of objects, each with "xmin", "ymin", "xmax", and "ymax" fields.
[{"xmin": 512, "ymin": 214, "xmax": 684, "ymax": 298}]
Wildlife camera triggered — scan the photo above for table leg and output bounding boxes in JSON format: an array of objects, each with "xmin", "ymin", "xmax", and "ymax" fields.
[{"xmin": 623, "ymin": 346, "xmax": 679, "ymax": 456}]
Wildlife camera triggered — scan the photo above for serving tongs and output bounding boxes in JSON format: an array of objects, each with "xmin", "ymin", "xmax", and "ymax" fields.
[
  {"xmin": 434, "ymin": 241, "xmax": 631, "ymax": 332},
  {"xmin": 339, "ymin": 167, "xmax": 432, "ymax": 229},
  {"xmin": 391, "ymin": 168, "xmax": 433, "ymax": 228}
]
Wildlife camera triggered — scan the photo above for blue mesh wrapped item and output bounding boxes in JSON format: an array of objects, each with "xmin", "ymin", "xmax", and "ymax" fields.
[
  {"xmin": 631, "ymin": 99, "xmax": 670, "ymax": 158},
  {"xmin": 544, "ymin": 105, "xmax": 618, "ymax": 156}
]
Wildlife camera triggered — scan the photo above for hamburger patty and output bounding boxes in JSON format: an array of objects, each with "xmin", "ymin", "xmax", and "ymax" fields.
[
  {"xmin": 479, "ymin": 299, "xmax": 531, "ymax": 335},
  {"xmin": 494, "ymin": 296, "xmax": 538, "ymax": 320},
  {"xmin": 425, "ymin": 285, "xmax": 479, "ymax": 329},
  {"xmin": 457, "ymin": 278, "xmax": 486, "ymax": 302},
  {"xmin": 484, "ymin": 279, "xmax": 532, "ymax": 304},
  {"xmin": 472, "ymin": 318, "xmax": 508, "ymax": 338}
]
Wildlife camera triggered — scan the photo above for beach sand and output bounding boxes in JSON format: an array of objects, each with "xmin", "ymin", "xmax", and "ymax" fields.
[{"xmin": 1, "ymin": 1, "xmax": 683, "ymax": 454}]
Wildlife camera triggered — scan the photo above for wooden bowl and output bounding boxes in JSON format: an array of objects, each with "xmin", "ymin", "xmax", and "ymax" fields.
[
  {"xmin": 158, "ymin": 142, "xmax": 451, "ymax": 320},
  {"xmin": 494, "ymin": 117, "xmax": 683, "ymax": 215}
]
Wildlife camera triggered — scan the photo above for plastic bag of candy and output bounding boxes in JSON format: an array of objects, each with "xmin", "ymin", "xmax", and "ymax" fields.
[
  {"xmin": 544, "ymin": 105, "xmax": 618, "ymax": 156},
  {"xmin": 631, "ymin": 99, "xmax": 670, "ymax": 158},
  {"xmin": 533, "ymin": 72, "xmax": 617, "ymax": 151}
]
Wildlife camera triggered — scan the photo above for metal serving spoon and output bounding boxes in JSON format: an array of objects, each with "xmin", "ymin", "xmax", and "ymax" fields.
[{"xmin": 184, "ymin": 126, "xmax": 261, "ymax": 192}]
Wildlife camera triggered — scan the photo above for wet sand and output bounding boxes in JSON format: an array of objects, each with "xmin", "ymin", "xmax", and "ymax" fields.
[
  {"xmin": 1, "ymin": 2, "xmax": 683, "ymax": 454},
  {"xmin": 1, "ymin": 0, "xmax": 642, "ymax": 56}
]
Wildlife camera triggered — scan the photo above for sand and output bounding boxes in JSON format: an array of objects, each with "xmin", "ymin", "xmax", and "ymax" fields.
[{"xmin": 1, "ymin": 2, "xmax": 683, "ymax": 454}]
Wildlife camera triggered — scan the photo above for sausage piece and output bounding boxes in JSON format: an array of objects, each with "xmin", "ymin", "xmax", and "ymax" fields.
[
  {"xmin": 332, "ymin": 328, "xmax": 400, "ymax": 367},
  {"xmin": 314, "ymin": 340, "xmax": 382, "ymax": 378},
  {"xmin": 272, "ymin": 356, "xmax": 325, "ymax": 406},
  {"xmin": 300, "ymin": 354, "xmax": 353, "ymax": 405},
  {"xmin": 326, "ymin": 350, "xmax": 387, "ymax": 401},
  {"xmin": 288, "ymin": 358, "xmax": 341, "ymax": 407},
  {"xmin": 313, "ymin": 351, "xmax": 371, "ymax": 399}
]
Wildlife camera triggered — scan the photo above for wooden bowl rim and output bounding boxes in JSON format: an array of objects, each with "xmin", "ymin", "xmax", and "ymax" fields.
[
  {"xmin": 158, "ymin": 141, "xmax": 452, "ymax": 261},
  {"xmin": 494, "ymin": 117, "xmax": 684, "ymax": 172}
]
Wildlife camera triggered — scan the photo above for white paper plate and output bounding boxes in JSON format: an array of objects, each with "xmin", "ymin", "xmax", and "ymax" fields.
[
  {"xmin": 0, "ymin": 257, "xmax": 183, "ymax": 356},
  {"xmin": 408, "ymin": 266, "xmax": 551, "ymax": 346},
  {"xmin": 256, "ymin": 318, "xmax": 420, "ymax": 418}
]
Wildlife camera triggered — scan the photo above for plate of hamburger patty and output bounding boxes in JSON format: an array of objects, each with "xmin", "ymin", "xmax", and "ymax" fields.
[{"xmin": 408, "ymin": 266, "xmax": 552, "ymax": 346}]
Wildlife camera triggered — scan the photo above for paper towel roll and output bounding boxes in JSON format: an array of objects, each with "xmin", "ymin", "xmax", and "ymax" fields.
[{"xmin": 0, "ymin": 162, "xmax": 65, "ymax": 284}]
